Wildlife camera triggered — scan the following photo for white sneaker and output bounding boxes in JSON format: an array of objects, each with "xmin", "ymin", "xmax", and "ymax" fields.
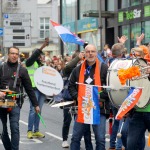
[{"xmin": 62, "ymin": 141, "xmax": 69, "ymax": 148}]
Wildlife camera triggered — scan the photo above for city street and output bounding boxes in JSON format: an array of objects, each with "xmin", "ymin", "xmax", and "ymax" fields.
[{"xmin": 0, "ymin": 99, "xmax": 149, "ymax": 150}]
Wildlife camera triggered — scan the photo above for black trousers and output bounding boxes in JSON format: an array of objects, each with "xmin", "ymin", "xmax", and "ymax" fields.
[{"xmin": 62, "ymin": 108, "xmax": 72, "ymax": 141}]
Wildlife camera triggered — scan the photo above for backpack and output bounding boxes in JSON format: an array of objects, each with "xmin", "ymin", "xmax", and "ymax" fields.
[{"xmin": 62, "ymin": 75, "xmax": 72, "ymax": 101}]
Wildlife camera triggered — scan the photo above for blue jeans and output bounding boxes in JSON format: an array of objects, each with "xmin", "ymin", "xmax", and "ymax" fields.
[
  {"xmin": 119, "ymin": 117, "xmax": 129, "ymax": 149},
  {"xmin": 28, "ymin": 89, "xmax": 45, "ymax": 132},
  {"xmin": 0, "ymin": 106, "xmax": 20, "ymax": 150},
  {"xmin": 127, "ymin": 112, "xmax": 149, "ymax": 150},
  {"xmin": 110, "ymin": 106, "xmax": 122, "ymax": 150},
  {"xmin": 70, "ymin": 114, "xmax": 106, "ymax": 150}
]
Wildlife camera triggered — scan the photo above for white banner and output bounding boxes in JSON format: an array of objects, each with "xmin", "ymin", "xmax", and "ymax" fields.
[{"xmin": 34, "ymin": 66, "xmax": 63, "ymax": 96}]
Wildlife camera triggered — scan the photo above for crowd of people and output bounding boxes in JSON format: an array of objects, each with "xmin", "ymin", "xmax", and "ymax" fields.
[{"xmin": 0, "ymin": 33, "xmax": 150, "ymax": 150}]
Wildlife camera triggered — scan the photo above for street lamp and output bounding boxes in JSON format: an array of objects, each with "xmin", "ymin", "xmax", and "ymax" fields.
[{"xmin": 98, "ymin": 0, "xmax": 103, "ymax": 51}]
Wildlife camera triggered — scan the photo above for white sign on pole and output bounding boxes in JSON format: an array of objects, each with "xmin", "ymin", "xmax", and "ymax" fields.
[
  {"xmin": 3, "ymin": 13, "xmax": 31, "ymax": 47},
  {"xmin": 34, "ymin": 66, "xmax": 64, "ymax": 96}
]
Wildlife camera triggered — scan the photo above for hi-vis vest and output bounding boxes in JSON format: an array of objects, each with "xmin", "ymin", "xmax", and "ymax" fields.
[{"xmin": 27, "ymin": 62, "xmax": 39, "ymax": 87}]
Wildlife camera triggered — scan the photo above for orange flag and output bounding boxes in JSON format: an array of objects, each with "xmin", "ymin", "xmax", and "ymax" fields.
[{"xmin": 116, "ymin": 87, "xmax": 142, "ymax": 120}]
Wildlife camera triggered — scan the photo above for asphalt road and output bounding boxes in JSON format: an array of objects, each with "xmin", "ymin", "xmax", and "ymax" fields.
[{"xmin": 0, "ymin": 99, "xmax": 149, "ymax": 150}]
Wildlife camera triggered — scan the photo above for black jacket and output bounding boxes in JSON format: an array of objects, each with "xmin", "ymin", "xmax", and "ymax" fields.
[
  {"xmin": 68, "ymin": 61, "xmax": 110, "ymax": 115},
  {"xmin": 26, "ymin": 49, "xmax": 43, "ymax": 67},
  {"xmin": 0, "ymin": 61, "xmax": 39, "ymax": 107},
  {"xmin": 63, "ymin": 56, "xmax": 81, "ymax": 77}
]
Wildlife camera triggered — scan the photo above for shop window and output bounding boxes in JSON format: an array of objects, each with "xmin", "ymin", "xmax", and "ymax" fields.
[
  {"xmin": 142, "ymin": 21, "xmax": 150, "ymax": 44},
  {"xmin": 107, "ymin": 0, "xmax": 115, "ymax": 11},
  {"xmin": 80, "ymin": 0, "xmax": 97, "ymax": 19},
  {"xmin": 131, "ymin": 0, "xmax": 141, "ymax": 6},
  {"xmin": 143, "ymin": 0, "xmax": 150, "ymax": 2},
  {"xmin": 39, "ymin": 18, "xmax": 50, "ymax": 39},
  {"xmin": 62, "ymin": 0, "xmax": 76, "ymax": 23},
  {"xmin": 118, "ymin": 0, "xmax": 129, "ymax": 9},
  {"xmin": 131, "ymin": 23, "xmax": 141, "ymax": 48},
  {"xmin": 121, "ymin": 25, "xmax": 130, "ymax": 53}
]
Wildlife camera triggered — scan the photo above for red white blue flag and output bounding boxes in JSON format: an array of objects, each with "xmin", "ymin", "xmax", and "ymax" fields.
[
  {"xmin": 50, "ymin": 20, "xmax": 84, "ymax": 46},
  {"xmin": 77, "ymin": 85, "xmax": 100, "ymax": 124},
  {"xmin": 116, "ymin": 87, "xmax": 142, "ymax": 120}
]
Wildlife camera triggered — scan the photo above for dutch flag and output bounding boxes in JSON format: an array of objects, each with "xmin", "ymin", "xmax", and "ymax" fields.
[{"xmin": 50, "ymin": 20, "xmax": 84, "ymax": 46}]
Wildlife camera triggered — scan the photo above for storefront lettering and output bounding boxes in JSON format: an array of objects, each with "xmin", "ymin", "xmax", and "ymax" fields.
[{"xmin": 126, "ymin": 9, "xmax": 141, "ymax": 20}]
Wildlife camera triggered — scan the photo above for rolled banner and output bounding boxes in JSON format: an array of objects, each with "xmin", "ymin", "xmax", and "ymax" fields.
[{"xmin": 116, "ymin": 87, "xmax": 142, "ymax": 120}]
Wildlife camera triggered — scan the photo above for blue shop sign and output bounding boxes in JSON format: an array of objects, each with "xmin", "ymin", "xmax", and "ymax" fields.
[
  {"xmin": 77, "ymin": 18, "xmax": 98, "ymax": 34},
  {"xmin": 0, "ymin": 28, "xmax": 3, "ymax": 36}
]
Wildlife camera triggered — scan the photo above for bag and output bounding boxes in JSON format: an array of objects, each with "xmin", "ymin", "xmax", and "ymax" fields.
[{"xmin": 62, "ymin": 76, "xmax": 72, "ymax": 101}]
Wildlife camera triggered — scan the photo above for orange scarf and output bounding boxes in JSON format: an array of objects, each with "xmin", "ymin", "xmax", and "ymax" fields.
[
  {"xmin": 77, "ymin": 58, "xmax": 101, "ymax": 122},
  {"xmin": 144, "ymin": 54, "xmax": 150, "ymax": 62}
]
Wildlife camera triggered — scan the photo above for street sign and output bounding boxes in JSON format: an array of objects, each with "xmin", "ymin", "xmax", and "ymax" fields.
[
  {"xmin": 3, "ymin": 13, "xmax": 31, "ymax": 47},
  {"xmin": 0, "ymin": 28, "xmax": 3, "ymax": 37},
  {"xmin": 3, "ymin": 13, "xmax": 30, "ymax": 26},
  {"xmin": 3, "ymin": 14, "xmax": 8, "ymax": 19}
]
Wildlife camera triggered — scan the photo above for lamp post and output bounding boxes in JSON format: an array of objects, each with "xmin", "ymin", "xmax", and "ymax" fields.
[
  {"xmin": 98, "ymin": 0, "xmax": 103, "ymax": 51},
  {"xmin": 0, "ymin": 0, "xmax": 3, "ymax": 55}
]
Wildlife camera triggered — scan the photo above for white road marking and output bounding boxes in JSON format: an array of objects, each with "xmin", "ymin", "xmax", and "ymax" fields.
[
  {"xmin": 19, "ymin": 120, "xmax": 28, "ymax": 126},
  {"xmin": 45, "ymin": 132, "xmax": 62, "ymax": 141},
  {"xmin": 19, "ymin": 120, "xmax": 63, "ymax": 141}
]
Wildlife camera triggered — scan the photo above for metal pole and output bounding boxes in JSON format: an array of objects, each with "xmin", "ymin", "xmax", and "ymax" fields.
[
  {"xmin": 98, "ymin": 0, "xmax": 103, "ymax": 51},
  {"xmin": 0, "ymin": 0, "xmax": 3, "ymax": 55}
]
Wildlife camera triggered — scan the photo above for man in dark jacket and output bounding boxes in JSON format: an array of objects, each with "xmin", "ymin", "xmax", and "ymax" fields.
[
  {"xmin": 26, "ymin": 38, "xmax": 49, "ymax": 139},
  {"xmin": 69, "ymin": 44, "xmax": 109, "ymax": 150},
  {"xmin": 62, "ymin": 50, "xmax": 93, "ymax": 149},
  {"xmin": 0, "ymin": 46, "xmax": 40, "ymax": 150}
]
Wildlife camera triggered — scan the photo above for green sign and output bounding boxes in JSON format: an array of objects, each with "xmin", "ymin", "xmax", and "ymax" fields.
[
  {"xmin": 118, "ymin": 12, "xmax": 124, "ymax": 22},
  {"xmin": 126, "ymin": 11, "xmax": 134, "ymax": 20},
  {"xmin": 118, "ymin": 9, "xmax": 142, "ymax": 23},
  {"xmin": 77, "ymin": 18, "xmax": 98, "ymax": 33},
  {"xmin": 126, "ymin": 9, "xmax": 141, "ymax": 20},
  {"xmin": 144, "ymin": 5, "xmax": 150, "ymax": 17}
]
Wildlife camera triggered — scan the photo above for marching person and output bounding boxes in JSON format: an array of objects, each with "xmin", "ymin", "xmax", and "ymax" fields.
[
  {"xmin": 26, "ymin": 38, "xmax": 49, "ymax": 139},
  {"xmin": 62, "ymin": 50, "xmax": 93, "ymax": 149},
  {"xmin": 69, "ymin": 44, "xmax": 110, "ymax": 150},
  {"xmin": 0, "ymin": 46, "xmax": 40, "ymax": 150},
  {"xmin": 127, "ymin": 46, "xmax": 150, "ymax": 150}
]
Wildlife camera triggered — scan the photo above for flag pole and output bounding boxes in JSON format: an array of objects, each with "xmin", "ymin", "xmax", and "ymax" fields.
[
  {"xmin": 76, "ymin": 82, "xmax": 111, "ymax": 89},
  {"xmin": 75, "ymin": 82, "xmax": 143, "ymax": 90}
]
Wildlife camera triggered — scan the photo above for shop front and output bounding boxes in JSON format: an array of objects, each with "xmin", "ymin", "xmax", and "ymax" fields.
[{"xmin": 118, "ymin": 2, "xmax": 150, "ymax": 52}]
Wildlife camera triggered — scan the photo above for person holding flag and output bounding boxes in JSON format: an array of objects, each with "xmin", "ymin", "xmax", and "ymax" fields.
[{"xmin": 68, "ymin": 44, "xmax": 109, "ymax": 150}]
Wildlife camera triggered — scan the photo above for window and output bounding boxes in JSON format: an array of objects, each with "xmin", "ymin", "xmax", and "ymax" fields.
[
  {"xmin": 143, "ymin": 0, "xmax": 150, "ymax": 2},
  {"xmin": 121, "ymin": 25, "xmax": 130, "ymax": 53},
  {"xmin": 107, "ymin": 0, "xmax": 115, "ymax": 11},
  {"xmin": 119, "ymin": 0, "xmax": 129, "ymax": 9},
  {"xmin": 39, "ymin": 18, "xmax": 50, "ymax": 39},
  {"xmin": 80, "ymin": 0, "xmax": 97, "ymax": 19},
  {"xmin": 131, "ymin": 23, "xmax": 141, "ymax": 48},
  {"xmin": 142, "ymin": 21, "xmax": 150, "ymax": 44},
  {"xmin": 131, "ymin": 0, "xmax": 141, "ymax": 6},
  {"xmin": 62, "ymin": 0, "xmax": 76, "ymax": 23}
]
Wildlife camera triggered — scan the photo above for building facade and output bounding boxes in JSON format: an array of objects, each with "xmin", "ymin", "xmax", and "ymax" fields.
[
  {"xmin": 60, "ymin": 0, "xmax": 150, "ymax": 55},
  {"xmin": 0, "ymin": 0, "xmax": 59, "ymax": 57},
  {"xmin": 105, "ymin": 0, "xmax": 150, "ymax": 53},
  {"xmin": 60, "ymin": 0, "xmax": 102, "ymax": 55}
]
